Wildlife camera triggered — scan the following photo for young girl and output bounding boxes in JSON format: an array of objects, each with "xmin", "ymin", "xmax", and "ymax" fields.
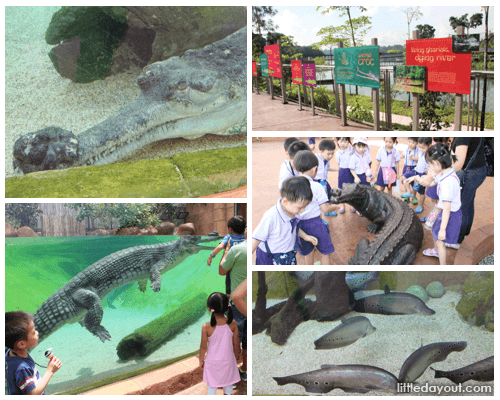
[
  {"xmin": 402, "ymin": 137, "xmax": 432, "ymax": 213},
  {"xmin": 400, "ymin": 137, "xmax": 420, "ymax": 205},
  {"xmin": 373, "ymin": 137, "xmax": 401, "ymax": 196},
  {"xmin": 418, "ymin": 144, "xmax": 461, "ymax": 265},
  {"xmin": 200, "ymin": 292, "xmax": 241, "ymax": 395},
  {"xmin": 335, "ymin": 137, "xmax": 354, "ymax": 213}
]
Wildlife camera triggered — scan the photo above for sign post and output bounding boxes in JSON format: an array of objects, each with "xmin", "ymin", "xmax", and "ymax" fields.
[
  {"xmin": 411, "ymin": 30, "xmax": 419, "ymax": 131},
  {"xmin": 337, "ymin": 42, "xmax": 347, "ymax": 126},
  {"xmin": 371, "ymin": 38, "xmax": 380, "ymax": 131},
  {"xmin": 252, "ymin": 60, "xmax": 259, "ymax": 94},
  {"xmin": 277, "ymin": 38, "xmax": 287, "ymax": 104},
  {"xmin": 454, "ymin": 26, "xmax": 465, "ymax": 131},
  {"xmin": 260, "ymin": 52, "xmax": 270, "ymax": 97},
  {"xmin": 303, "ymin": 58, "xmax": 317, "ymax": 116},
  {"xmin": 291, "ymin": 59, "xmax": 304, "ymax": 111}
]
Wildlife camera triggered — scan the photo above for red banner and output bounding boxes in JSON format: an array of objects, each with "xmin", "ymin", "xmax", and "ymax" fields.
[
  {"xmin": 406, "ymin": 38, "xmax": 471, "ymax": 95},
  {"xmin": 252, "ymin": 60, "xmax": 257, "ymax": 77},
  {"xmin": 291, "ymin": 60, "xmax": 302, "ymax": 85},
  {"xmin": 264, "ymin": 44, "xmax": 282, "ymax": 78}
]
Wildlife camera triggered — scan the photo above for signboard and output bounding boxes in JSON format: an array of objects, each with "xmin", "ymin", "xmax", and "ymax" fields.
[
  {"xmin": 302, "ymin": 60, "xmax": 316, "ymax": 87},
  {"xmin": 264, "ymin": 43, "xmax": 282, "ymax": 78},
  {"xmin": 260, "ymin": 53, "xmax": 269, "ymax": 77},
  {"xmin": 393, "ymin": 65, "xmax": 426, "ymax": 93},
  {"xmin": 334, "ymin": 46, "xmax": 380, "ymax": 88},
  {"xmin": 452, "ymin": 34, "xmax": 480, "ymax": 52},
  {"xmin": 291, "ymin": 60, "xmax": 302, "ymax": 85},
  {"xmin": 252, "ymin": 60, "xmax": 257, "ymax": 77},
  {"xmin": 406, "ymin": 37, "xmax": 471, "ymax": 95}
]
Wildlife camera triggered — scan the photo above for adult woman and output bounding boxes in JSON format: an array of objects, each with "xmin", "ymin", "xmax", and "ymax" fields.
[{"xmin": 449, "ymin": 138, "xmax": 487, "ymax": 248}]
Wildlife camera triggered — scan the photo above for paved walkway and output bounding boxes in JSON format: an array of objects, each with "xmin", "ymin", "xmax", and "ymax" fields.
[
  {"xmin": 252, "ymin": 137, "xmax": 494, "ymax": 265},
  {"xmin": 200, "ymin": 186, "xmax": 247, "ymax": 198}
]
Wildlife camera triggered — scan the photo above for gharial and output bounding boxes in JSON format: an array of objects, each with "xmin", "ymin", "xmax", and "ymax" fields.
[
  {"xmin": 33, "ymin": 236, "xmax": 219, "ymax": 343},
  {"xmin": 330, "ymin": 183, "xmax": 424, "ymax": 265},
  {"xmin": 13, "ymin": 27, "xmax": 247, "ymax": 175}
]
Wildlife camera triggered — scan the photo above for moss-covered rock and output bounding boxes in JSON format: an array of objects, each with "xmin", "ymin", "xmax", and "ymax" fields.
[
  {"xmin": 426, "ymin": 281, "xmax": 445, "ymax": 298},
  {"xmin": 456, "ymin": 271, "xmax": 494, "ymax": 332},
  {"xmin": 406, "ymin": 285, "xmax": 429, "ymax": 303}
]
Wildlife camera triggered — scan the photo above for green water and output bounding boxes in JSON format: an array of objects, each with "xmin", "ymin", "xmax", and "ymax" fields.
[{"xmin": 5, "ymin": 236, "xmax": 224, "ymax": 393}]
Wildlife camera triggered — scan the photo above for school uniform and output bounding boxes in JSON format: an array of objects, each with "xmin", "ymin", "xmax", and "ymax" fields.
[
  {"xmin": 364, "ymin": 144, "xmax": 372, "ymax": 167},
  {"xmin": 278, "ymin": 160, "xmax": 297, "ymax": 190},
  {"xmin": 253, "ymin": 199, "xmax": 299, "ymax": 265},
  {"xmin": 314, "ymin": 153, "xmax": 332, "ymax": 197},
  {"xmin": 336, "ymin": 147, "xmax": 354, "ymax": 189},
  {"xmin": 349, "ymin": 151, "xmax": 372, "ymax": 186},
  {"xmin": 297, "ymin": 175, "xmax": 334, "ymax": 257},
  {"xmin": 403, "ymin": 152, "xmax": 429, "ymax": 195},
  {"xmin": 402, "ymin": 147, "xmax": 420, "ymax": 174},
  {"xmin": 432, "ymin": 168, "xmax": 462, "ymax": 245},
  {"xmin": 375, "ymin": 147, "xmax": 400, "ymax": 187}
]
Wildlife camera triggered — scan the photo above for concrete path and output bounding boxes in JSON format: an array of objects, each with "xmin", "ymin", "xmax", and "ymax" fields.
[{"xmin": 252, "ymin": 137, "xmax": 494, "ymax": 265}]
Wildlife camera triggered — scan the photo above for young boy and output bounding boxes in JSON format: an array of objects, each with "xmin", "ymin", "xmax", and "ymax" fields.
[
  {"xmin": 315, "ymin": 139, "xmax": 337, "ymax": 217},
  {"xmin": 6, "ymin": 311, "xmax": 62, "ymax": 395},
  {"xmin": 402, "ymin": 137, "xmax": 432, "ymax": 213},
  {"xmin": 253, "ymin": 176, "xmax": 318, "ymax": 265},
  {"xmin": 294, "ymin": 150, "xmax": 338, "ymax": 265},
  {"xmin": 278, "ymin": 141, "xmax": 311, "ymax": 190},
  {"xmin": 207, "ymin": 216, "xmax": 246, "ymax": 297}
]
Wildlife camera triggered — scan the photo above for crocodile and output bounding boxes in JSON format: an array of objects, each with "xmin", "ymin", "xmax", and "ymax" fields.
[
  {"xmin": 33, "ymin": 236, "xmax": 219, "ymax": 343},
  {"xmin": 13, "ymin": 26, "xmax": 247, "ymax": 175},
  {"xmin": 330, "ymin": 183, "xmax": 423, "ymax": 265}
]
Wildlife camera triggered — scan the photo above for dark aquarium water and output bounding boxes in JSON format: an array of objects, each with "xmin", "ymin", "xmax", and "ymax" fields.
[
  {"xmin": 5, "ymin": 235, "xmax": 223, "ymax": 394},
  {"xmin": 252, "ymin": 271, "xmax": 494, "ymax": 396}
]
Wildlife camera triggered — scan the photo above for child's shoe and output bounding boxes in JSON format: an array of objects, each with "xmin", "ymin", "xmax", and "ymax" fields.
[
  {"xmin": 325, "ymin": 211, "xmax": 337, "ymax": 216},
  {"xmin": 351, "ymin": 208, "xmax": 356, "ymax": 213},
  {"xmin": 414, "ymin": 206, "xmax": 423, "ymax": 213},
  {"xmin": 423, "ymin": 248, "xmax": 439, "ymax": 258},
  {"xmin": 412, "ymin": 198, "xmax": 419, "ymax": 205},
  {"xmin": 356, "ymin": 211, "xmax": 362, "ymax": 217},
  {"xmin": 420, "ymin": 216, "xmax": 428, "ymax": 223},
  {"xmin": 339, "ymin": 208, "xmax": 345, "ymax": 214},
  {"xmin": 445, "ymin": 243, "xmax": 460, "ymax": 249},
  {"xmin": 400, "ymin": 191, "xmax": 413, "ymax": 198},
  {"xmin": 322, "ymin": 219, "xmax": 329, "ymax": 227}
]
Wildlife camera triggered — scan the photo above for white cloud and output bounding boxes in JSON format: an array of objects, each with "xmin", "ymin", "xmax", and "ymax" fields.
[
  {"xmin": 273, "ymin": 10, "xmax": 302, "ymax": 37},
  {"xmin": 373, "ymin": 30, "xmax": 408, "ymax": 46},
  {"xmin": 365, "ymin": 7, "xmax": 380, "ymax": 17}
]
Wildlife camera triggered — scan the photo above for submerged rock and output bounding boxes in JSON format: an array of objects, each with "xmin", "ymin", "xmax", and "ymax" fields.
[
  {"xmin": 406, "ymin": 285, "xmax": 429, "ymax": 303},
  {"xmin": 426, "ymin": 281, "xmax": 445, "ymax": 298}
]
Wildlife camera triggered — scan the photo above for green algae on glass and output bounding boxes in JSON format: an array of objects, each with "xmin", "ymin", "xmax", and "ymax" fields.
[
  {"xmin": 251, "ymin": 271, "xmax": 301, "ymax": 301},
  {"xmin": 379, "ymin": 271, "xmax": 398, "ymax": 290},
  {"xmin": 6, "ymin": 147, "xmax": 247, "ymax": 198}
]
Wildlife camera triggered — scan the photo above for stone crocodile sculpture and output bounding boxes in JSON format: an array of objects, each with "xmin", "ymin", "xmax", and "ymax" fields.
[
  {"xmin": 33, "ymin": 236, "xmax": 219, "ymax": 343},
  {"xmin": 330, "ymin": 183, "xmax": 423, "ymax": 265},
  {"xmin": 13, "ymin": 26, "xmax": 247, "ymax": 175}
]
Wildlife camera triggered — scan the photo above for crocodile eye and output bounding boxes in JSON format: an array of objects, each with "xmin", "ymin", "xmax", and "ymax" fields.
[{"xmin": 176, "ymin": 80, "xmax": 188, "ymax": 91}]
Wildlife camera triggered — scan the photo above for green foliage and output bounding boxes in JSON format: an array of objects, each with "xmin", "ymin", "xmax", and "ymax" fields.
[
  {"xmin": 387, "ymin": 49, "xmax": 401, "ymax": 54},
  {"xmin": 418, "ymin": 91, "xmax": 449, "ymax": 131},
  {"xmin": 449, "ymin": 13, "xmax": 483, "ymax": 34},
  {"xmin": 5, "ymin": 203, "xmax": 42, "ymax": 229},
  {"xmin": 314, "ymin": 56, "xmax": 326, "ymax": 65},
  {"xmin": 252, "ymin": 6, "xmax": 278, "ymax": 35},
  {"xmin": 415, "ymin": 23, "xmax": 435, "ymax": 39},
  {"xmin": 347, "ymin": 97, "xmax": 374, "ymax": 123}
]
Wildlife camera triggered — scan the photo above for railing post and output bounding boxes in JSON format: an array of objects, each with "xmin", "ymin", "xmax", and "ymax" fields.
[
  {"xmin": 454, "ymin": 26, "xmax": 465, "ymax": 131},
  {"xmin": 278, "ymin": 38, "xmax": 287, "ymax": 104},
  {"xmin": 385, "ymin": 70, "xmax": 392, "ymax": 130},
  {"xmin": 411, "ymin": 30, "xmax": 419, "ymax": 131},
  {"xmin": 372, "ymin": 38, "xmax": 380, "ymax": 131},
  {"xmin": 338, "ymin": 41, "xmax": 347, "ymax": 126}
]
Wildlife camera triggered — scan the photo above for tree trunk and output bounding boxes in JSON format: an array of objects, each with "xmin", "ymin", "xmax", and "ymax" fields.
[{"xmin": 480, "ymin": 6, "xmax": 489, "ymax": 131}]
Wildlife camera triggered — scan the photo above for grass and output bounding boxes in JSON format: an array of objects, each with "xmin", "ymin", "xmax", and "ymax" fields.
[{"xmin": 6, "ymin": 147, "xmax": 247, "ymax": 198}]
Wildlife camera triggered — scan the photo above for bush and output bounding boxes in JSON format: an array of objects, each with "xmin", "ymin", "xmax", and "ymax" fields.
[{"xmin": 347, "ymin": 97, "xmax": 374, "ymax": 123}]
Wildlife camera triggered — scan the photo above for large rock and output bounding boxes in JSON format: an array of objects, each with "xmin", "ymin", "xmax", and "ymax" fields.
[
  {"xmin": 137, "ymin": 226, "xmax": 158, "ymax": 235},
  {"xmin": 46, "ymin": 6, "xmax": 247, "ymax": 82},
  {"xmin": 88, "ymin": 229, "xmax": 109, "ymax": 236},
  {"xmin": 156, "ymin": 222, "xmax": 175, "ymax": 235},
  {"xmin": 115, "ymin": 226, "xmax": 140, "ymax": 235},
  {"xmin": 18, "ymin": 226, "xmax": 39, "ymax": 237},
  {"xmin": 456, "ymin": 271, "xmax": 494, "ymax": 332},
  {"xmin": 175, "ymin": 223, "xmax": 196, "ymax": 236},
  {"xmin": 6, "ymin": 223, "xmax": 17, "ymax": 238}
]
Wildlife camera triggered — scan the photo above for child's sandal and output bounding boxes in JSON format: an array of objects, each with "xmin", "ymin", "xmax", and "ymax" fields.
[
  {"xmin": 412, "ymin": 198, "xmax": 419, "ymax": 205},
  {"xmin": 423, "ymin": 248, "xmax": 439, "ymax": 258}
]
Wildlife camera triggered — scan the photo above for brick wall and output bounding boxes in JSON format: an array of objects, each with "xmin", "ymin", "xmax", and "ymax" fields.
[{"xmin": 185, "ymin": 203, "xmax": 246, "ymax": 236}]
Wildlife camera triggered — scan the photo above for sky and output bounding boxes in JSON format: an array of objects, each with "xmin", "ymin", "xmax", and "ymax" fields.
[{"xmin": 256, "ymin": 6, "xmax": 494, "ymax": 48}]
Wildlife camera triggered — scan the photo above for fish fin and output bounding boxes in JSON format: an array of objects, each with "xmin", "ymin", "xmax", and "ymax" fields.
[
  {"xmin": 320, "ymin": 364, "xmax": 337, "ymax": 369},
  {"xmin": 384, "ymin": 284, "xmax": 390, "ymax": 294}
]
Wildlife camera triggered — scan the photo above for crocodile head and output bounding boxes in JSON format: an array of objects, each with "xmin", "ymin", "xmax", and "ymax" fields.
[
  {"xmin": 330, "ymin": 183, "xmax": 370, "ymax": 208},
  {"xmin": 12, "ymin": 27, "xmax": 247, "ymax": 175},
  {"xmin": 176, "ymin": 235, "xmax": 222, "ymax": 255}
]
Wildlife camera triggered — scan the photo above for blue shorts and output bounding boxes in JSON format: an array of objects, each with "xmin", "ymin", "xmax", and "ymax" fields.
[
  {"xmin": 403, "ymin": 169, "xmax": 426, "ymax": 195},
  {"xmin": 297, "ymin": 216, "xmax": 334, "ymax": 256},
  {"xmin": 432, "ymin": 209, "xmax": 462, "ymax": 245},
  {"xmin": 426, "ymin": 185, "xmax": 439, "ymax": 200},
  {"xmin": 338, "ymin": 167, "xmax": 354, "ymax": 189},
  {"xmin": 356, "ymin": 173, "xmax": 371, "ymax": 186}
]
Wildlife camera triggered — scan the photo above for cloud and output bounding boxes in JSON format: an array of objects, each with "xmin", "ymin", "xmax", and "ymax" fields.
[
  {"xmin": 373, "ymin": 30, "xmax": 408, "ymax": 46},
  {"xmin": 365, "ymin": 7, "xmax": 380, "ymax": 17},
  {"xmin": 273, "ymin": 10, "xmax": 302, "ymax": 37}
]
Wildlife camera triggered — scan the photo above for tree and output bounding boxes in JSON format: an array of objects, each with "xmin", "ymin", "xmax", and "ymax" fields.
[
  {"xmin": 400, "ymin": 7, "xmax": 423, "ymax": 39},
  {"xmin": 449, "ymin": 13, "xmax": 483, "ymax": 35},
  {"xmin": 416, "ymin": 24, "xmax": 435, "ymax": 39},
  {"xmin": 5, "ymin": 203, "xmax": 42, "ymax": 229},
  {"xmin": 252, "ymin": 6, "xmax": 278, "ymax": 35}
]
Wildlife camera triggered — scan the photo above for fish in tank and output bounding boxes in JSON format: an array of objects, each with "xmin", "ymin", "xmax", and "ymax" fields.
[
  {"xmin": 252, "ymin": 271, "xmax": 494, "ymax": 396},
  {"xmin": 5, "ymin": 235, "xmax": 225, "ymax": 394}
]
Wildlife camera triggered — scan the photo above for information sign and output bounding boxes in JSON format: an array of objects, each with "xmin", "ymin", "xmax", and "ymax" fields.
[
  {"xmin": 260, "ymin": 53, "xmax": 269, "ymax": 77},
  {"xmin": 452, "ymin": 34, "xmax": 480, "ymax": 52},
  {"xmin": 291, "ymin": 60, "xmax": 302, "ymax": 85},
  {"xmin": 393, "ymin": 65, "xmax": 426, "ymax": 93},
  {"xmin": 334, "ymin": 46, "xmax": 380, "ymax": 88},
  {"xmin": 252, "ymin": 60, "xmax": 257, "ymax": 77},
  {"xmin": 302, "ymin": 61, "xmax": 316, "ymax": 87},
  {"xmin": 264, "ymin": 43, "xmax": 282, "ymax": 78}
]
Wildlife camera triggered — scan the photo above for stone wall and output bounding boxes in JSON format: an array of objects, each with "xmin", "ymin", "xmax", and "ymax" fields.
[{"xmin": 186, "ymin": 203, "xmax": 246, "ymax": 236}]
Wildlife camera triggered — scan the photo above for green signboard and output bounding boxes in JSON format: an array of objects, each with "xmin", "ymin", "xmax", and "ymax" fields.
[
  {"xmin": 334, "ymin": 46, "xmax": 380, "ymax": 88},
  {"xmin": 260, "ymin": 53, "xmax": 269, "ymax": 77}
]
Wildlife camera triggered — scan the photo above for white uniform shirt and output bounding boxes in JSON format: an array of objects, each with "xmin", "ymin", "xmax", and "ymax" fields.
[
  {"xmin": 298, "ymin": 175, "xmax": 329, "ymax": 220},
  {"xmin": 415, "ymin": 152, "xmax": 430, "ymax": 174},
  {"xmin": 376, "ymin": 147, "xmax": 401, "ymax": 168},
  {"xmin": 364, "ymin": 144, "xmax": 372, "ymax": 165},
  {"xmin": 403, "ymin": 147, "xmax": 420, "ymax": 167},
  {"xmin": 435, "ymin": 169, "xmax": 462, "ymax": 211},
  {"xmin": 315, "ymin": 154, "xmax": 330, "ymax": 181},
  {"xmin": 278, "ymin": 160, "xmax": 297, "ymax": 190},
  {"xmin": 349, "ymin": 151, "xmax": 371, "ymax": 176},
  {"xmin": 336, "ymin": 147, "xmax": 352, "ymax": 169},
  {"xmin": 253, "ymin": 199, "xmax": 298, "ymax": 254}
]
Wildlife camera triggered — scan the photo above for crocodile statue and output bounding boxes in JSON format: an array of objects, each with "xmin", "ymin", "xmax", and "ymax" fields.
[
  {"xmin": 330, "ymin": 183, "xmax": 423, "ymax": 265},
  {"xmin": 33, "ymin": 236, "xmax": 220, "ymax": 343},
  {"xmin": 13, "ymin": 26, "xmax": 247, "ymax": 175}
]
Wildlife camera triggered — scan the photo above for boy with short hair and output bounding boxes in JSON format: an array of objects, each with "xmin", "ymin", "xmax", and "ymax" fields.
[
  {"xmin": 315, "ymin": 139, "xmax": 337, "ymax": 217},
  {"xmin": 294, "ymin": 150, "xmax": 338, "ymax": 265},
  {"xmin": 278, "ymin": 141, "xmax": 311, "ymax": 190},
  {"xmin": 253, "ymin": 176, "xmax": 318, "ymax": 265},
  {"xmin": 5, "ymin": 311, "xmax": 62, "ymax": 395}
]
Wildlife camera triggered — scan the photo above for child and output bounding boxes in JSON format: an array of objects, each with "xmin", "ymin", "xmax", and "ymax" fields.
[
  {"xmin": 278, "ymin": 141, "xmax": 311, "ymax": 190},
  {"xmin": 253, "ymin": 176, "xmax": 318, "ymax": 265},
  {"xmin": 335, "ymin": 137, "xmax": 354, "ymax": 213},
  {"xmin": 294, "ymin": 150, "xmax": 338, "ymax": 265},
  {"xmin": 314, "ymin": 139, "xmax": 337, "ymax": 216},
  {"xmin": 400, "ymin": 137, "xmax": 420, "ymax": 205},
  {"xmin": 200, "ymin": 293, "xmax": 240, "ymax": 395},
  {"xmin": 349, "ymin": 137, "xmax": 374, "ymax": 186},
  {"xmin": 419, "ymin": 144, "xmax": 462, "ymax": 265},
  {"xmin": 402, "ymin": 137, "xmax": 432, "ymax": 213},
  {"xmin": 373, "ymin": 137, "xmax": 401, "ymax": 196},
  {"xmin": 207, "ymin": 216, "xmax": 246, "ymax": 297},
  {"xmin": 5, "ymin": 311, "xmax": 62, "ymax": 395}
]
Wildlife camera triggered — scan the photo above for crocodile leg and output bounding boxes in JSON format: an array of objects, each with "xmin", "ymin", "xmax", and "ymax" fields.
[
  {"xmin": 349, "ymin": 238, "xmax": 371, "ymax": 265},
  {"xmin": 150, "ymin": 260, "xmax": 166, "ymax": 292},
  {"xmin": 366, "ymin": 212, "xmax": 388, "ymax": 233},
  {"xmin": 390, "ymin": 244, "xmax": 418, "ymax": 265},
  {"xmin": 72, "ymin": 288, "xmax": 112, "ymax": 342}
]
